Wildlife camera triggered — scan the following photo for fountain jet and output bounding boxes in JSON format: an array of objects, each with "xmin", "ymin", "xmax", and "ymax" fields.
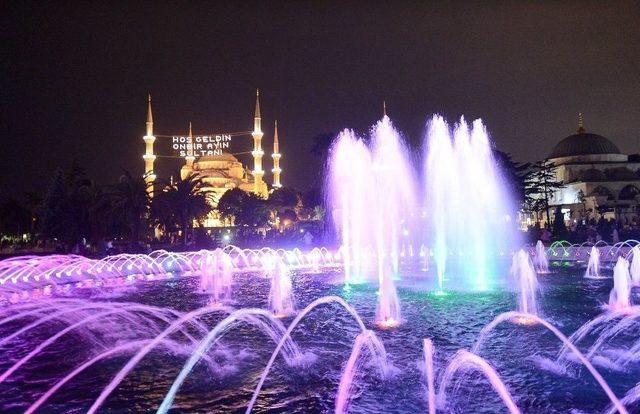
[
  {"xmin": 511, "ymin": 250, "xmax": 539, "ymax": 321},
  {"xmin": 609, "ymin": 257, "xmax": 632, "ymax": 311},
  {"xmin": 630, "ymin": 245, "xmax": 640, "ymax": 286},
  {"xmin": 327, "ymin": 116, "xmax": 415, "ymax": 325},
  {"xmin": 533, "ymin": 241, "xmax": 550, "ymax": 273},
  {"xmin": 268, "ymin": 259, "xmax": 296, "ymax": 317},
  {"xmin": 425, "ymin": 116, "xmax": 519, "ymax": 291},
  {"xmin": 585, "ymin": 246, "xmax": 602, "ymax": 279}
]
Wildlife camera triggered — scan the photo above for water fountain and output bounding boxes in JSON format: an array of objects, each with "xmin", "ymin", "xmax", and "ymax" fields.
[
  {"xmin": 268, "ymin": 258, "xmax": 296, "ymax": 317},
  {"xmin": 585, "ymin": 246, "xmax": 603, "ymax": 279},
  {"xmin": 3, "ymin": 114, "xmax": 640, "ymax": 413},
  {"xmin": 327, "ymin": 116, "xmax": 415, "ymax": 325},
  {"xmin": 200, "ymin": 249, "xmax": 233, "ymax": 302},
  {"xmin": 609, "ymin": 257, "xmax": 632, "ymax": 311},
  {"xmin": 425, "ymin": 116, "xmax": 519, "ymax": 291},
  {"xmin": 511, "ymin": 250, "xmax": 539, "ymax": 319},
  {"xmin": 533, "ymin": 240, "xmax": 550, "ymax": 273},
  {"xmin": 334, "ymin": 329, "xmax": 391, "ymax": 413},
  {"xmin": 630, "ymin": 245, "xmax": 640, "ymax": 286}
]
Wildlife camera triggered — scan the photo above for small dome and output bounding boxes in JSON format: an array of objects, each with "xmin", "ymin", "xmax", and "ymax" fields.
[
  {"xmin": 549, "ymin": 132, "xmax": 621, "ymax": 159},
  {"xmin": 197, "ymin": 153, "xmax": 239, "ymax": 162}
]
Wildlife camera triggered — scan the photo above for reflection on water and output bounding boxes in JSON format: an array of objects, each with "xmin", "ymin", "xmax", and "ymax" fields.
[{"xmin": 0, "ymin": 267, "xmax": 638, "ymax": 413}]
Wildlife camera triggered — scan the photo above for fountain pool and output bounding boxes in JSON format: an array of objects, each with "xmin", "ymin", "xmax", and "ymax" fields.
[{"xmin": 1, "ymin": 262, "xmax": 639, "ymax": 413}]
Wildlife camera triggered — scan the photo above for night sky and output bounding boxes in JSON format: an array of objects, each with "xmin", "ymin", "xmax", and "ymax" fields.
[{"xmin": 2, "ymin": 1, "xmax": 639, "ymax": 199}]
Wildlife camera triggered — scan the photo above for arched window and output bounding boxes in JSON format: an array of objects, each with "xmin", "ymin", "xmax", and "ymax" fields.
[
  {"xmin": 619, "ymin": 185, "xmax": 640, "ymax": 200},
  {"xmin": 589, "ymin": 186, "xmax": 613, "ymax": 199}
]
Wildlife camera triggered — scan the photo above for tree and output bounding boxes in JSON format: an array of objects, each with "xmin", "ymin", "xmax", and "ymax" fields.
[
  {"xmin": 39, "ymin": 168, "xmax": 68, "ymax": 243},
  {"xmin": 151, "ymin": 175, "xmax": 210, "ymax": 245},
  {"xmin": 217, "ymin": 188, "xmax": 270, "ymax": 227},
  {"xmin": 268, "ymin": 187, "xmax": 299, "ymax": 210},
  {"xmin": 217, "ymin": 188, "xmax": 247, "ymax": 224},
  {"xmin": 0, "ymin": 196, "xmax": 32, "ymax": 237},
  {"xmin": 109, "ymin": 171, "xmax": 151, "ymax": 250},
  {"xmin": 302, "ymin": 187, "xmax": 323, "ymax": 210},
  {"xmin": 236, "ymin": 193, "xmax": 270, "ymax": 227},
  {"xmin": 39, "ymin": 165, "xmax": 105, "ymax": 252},
  {"xmin": 492, "ymin": 149, "xmax": 529, "ymax": 208},
  {"xmin": 19, "ymin": 191, "xmax": 43, "ymax": 237},
  {"xmin": 524, "ymin": 161, "xmax": 565, "ymax": 226}
]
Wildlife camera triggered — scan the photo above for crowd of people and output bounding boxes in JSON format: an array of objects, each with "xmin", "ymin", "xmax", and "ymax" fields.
[{"xmin": 527, "ymin": 216, "xmax": 640, "ymax": 245}]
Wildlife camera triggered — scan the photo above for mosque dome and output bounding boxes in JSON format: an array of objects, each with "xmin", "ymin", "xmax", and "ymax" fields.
[
  {"xmin": 549, "ymin": 132, "xmax": 621, "ymax": 159},
  {"xmin": 198, "ymin": 153, "xmax": 239, "ymax": 163},
  {"xmin": 549, "ymin": 115, "xmax": 621, "ymax": 159}
]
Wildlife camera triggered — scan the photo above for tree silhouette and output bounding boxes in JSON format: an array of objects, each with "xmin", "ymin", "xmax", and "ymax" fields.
[
  {"xmin": 525, "ymin": 161, "xmax": 565, "ymax": 226},
  {"xmin": 218, "ymin": 188, "xmax": 270, "ymax": 227},
  {"xmin": 109, "ymin": 171, "xmax": 152, "ymax": 250},
  {"xmin": 151, "ymin": 175, "xmax": 210, "ymax": 246}
]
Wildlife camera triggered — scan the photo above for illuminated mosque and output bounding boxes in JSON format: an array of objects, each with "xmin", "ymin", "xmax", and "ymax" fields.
[
  {"xmin": 141, "ymin": 90, "xmax": 282, "ymax": 226},
  {"xmin": 531, "ymin": 114, "xmax": 640, "ymax": 226}
]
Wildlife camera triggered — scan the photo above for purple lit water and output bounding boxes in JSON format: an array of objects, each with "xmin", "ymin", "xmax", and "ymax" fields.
[{"xmin": 1, "ymin": 264, "xmax": 639, "ymax": 413}]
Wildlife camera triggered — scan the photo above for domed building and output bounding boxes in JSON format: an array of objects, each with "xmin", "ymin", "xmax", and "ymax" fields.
[
  {"xmin": 142, "ymin": 91, "xmax": 283, "ymax": 228},
  {"xmin": 541, "ymin": 115, "xmax": 640, "ymax": 225}
]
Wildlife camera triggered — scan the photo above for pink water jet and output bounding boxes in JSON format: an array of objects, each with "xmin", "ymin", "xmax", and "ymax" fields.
[
  {"xmin": 334, "ymin": 329, "xmax": 390, "ymax": 414},
  {"xmin": 609, "ymin": 257, "xmax": 632, "ymax": 311},
  {"xmin": 437, "ymin": 349, "xmax": 520, "ymax": 414},
  {"xmin": 326, "ymin": 116, "xmax": 413, "ymax": 325},
  {"xmin": 585, "ymin": 246, "xmax": 603, "ymax": 279},
  {"xmin": 510, "ymin": 250, "xmax": 539, "ymax": 322},
  {"xmin": 423, "ymin": 338, "xmax": 436, "ymax": 414},
  {"xmin": 268, "ymin": 258, "xmax": 296, "ymax": 317},
  {"xmin": 533, "ymin": 240, "xmax": 550, "ymax": 273},
  {"xmin": 630, "ymin": 245, "xmax": 640, "ymax": 286},
  {"xmin": 200, "ymin": 249, "xmax": 233, "ymax": 302}
]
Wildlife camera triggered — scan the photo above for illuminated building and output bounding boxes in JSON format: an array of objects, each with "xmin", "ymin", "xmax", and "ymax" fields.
[
  {"xmin": 142, "ymin": 90, "xmax": 283, "ymax": 226},
  {"xmin": 272, "ymin": 120, "xmax": 282, "ymax": 188},
  {"xmin": 529, "ymin": 114, "xmax": 640, "ymax": 226},
  {"xmin": 143, "ymin": 94, "xmax": 157, "ymax": 196}
]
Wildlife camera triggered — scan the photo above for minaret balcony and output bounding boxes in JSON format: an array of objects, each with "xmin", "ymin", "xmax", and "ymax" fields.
[
  {"xmin": 272, "ymin": 168, "xmax": 281, "ymax": 173},
  {"xmin": 143, "ymin": 135, "xmax": 156, "ymax": 143},
  {"xmin": 271, "ymin": 153, "xmax": 281, "ymax": 159},
  {"xmin": 143, "ymin": 154, "xmax": 156, "ymax": 161},
  {"xmin": 251, "ymin": 150, "xmax": 264, "ymax": 157}
]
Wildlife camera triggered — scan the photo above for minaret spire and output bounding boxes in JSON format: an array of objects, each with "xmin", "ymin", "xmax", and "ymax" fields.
[
  {"xmin": 251, "ymin": 89, "xmax": 266, "ymax": 196},
  {"xmin": 383, "ymin": 100, "xmax": 387, "ymax": 117},
  {"xmin": 577, "ymin": 112, "xmax": 586, "ymax": 134},
  {"xmin": 146, "ymin": 93, "xmax": 153, "ymax": 135},
  {"xmin": 255, "ymin": 89, "xmax": 261, "ymax": 119},
  {"xmin": 272, "ymin": 120, "xmax": 282, "ymax": 189},
  {"xmin": 181, "ymin": 121, "xmax": 195, "ymax": 179},
  {"xmin": 143, "ymin": 93, "xmax": 157, "ymax": 196}
]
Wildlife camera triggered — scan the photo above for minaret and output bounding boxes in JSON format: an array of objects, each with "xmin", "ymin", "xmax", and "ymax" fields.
[
  {"xmin": 142, "ymin": 94, "xmax": 157, "ymax": 196},
  {"xmin": 271, "ymin": 120, "xmax": 282, "ymax": 189},
  {"xmin": 251, "ymin": 89, "xmax": 266, "ymax": 195},
  {"xmin": 180, "ymin": 122, "xmax": 195, "ymax": 179},
  {"xmin": 383, "ymin": 100, "xmax": 387, "ymax": 117}
]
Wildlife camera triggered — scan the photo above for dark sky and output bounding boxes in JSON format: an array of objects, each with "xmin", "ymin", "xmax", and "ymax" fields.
[{"xmin": 2, "ymin": 1, "xmax": 639, "ymax": 199}]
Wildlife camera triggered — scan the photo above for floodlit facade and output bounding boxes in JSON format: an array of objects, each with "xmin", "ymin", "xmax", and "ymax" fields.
[
  {"xmin": 142, "ymin": 91, "xmax": 282, "ymax": 227},
  {"xmin": 533, "ymin": 115, "xmax": 640, "ymax": 226}
]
